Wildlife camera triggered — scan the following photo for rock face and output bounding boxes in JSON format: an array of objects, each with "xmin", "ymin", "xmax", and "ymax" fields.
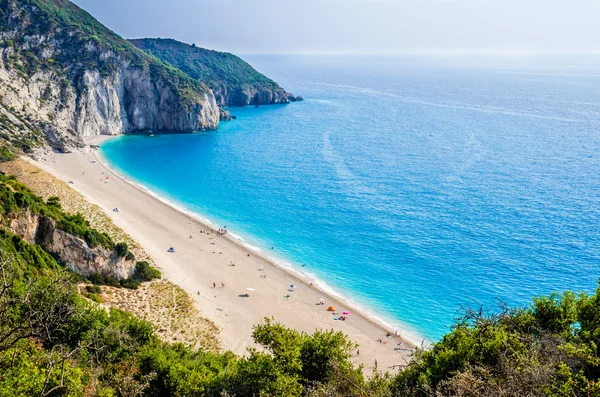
[
  {"xmin": 212, "ymin": 84, "xmax": 303, "ymax": 107},
  {"xmin": 0, "ymin": 2, "xmax": 302, "ymax": 151},
  {"xmin": 0, "ymin": 0, "xmax": 220, "ymax": 150},
  {"xmin": 129, "ymin": 38, "xmax": 304, "ymax": 108},
  {"xmin": 9, "ymin": 211, "xmax": 134, "ymax": 279}
]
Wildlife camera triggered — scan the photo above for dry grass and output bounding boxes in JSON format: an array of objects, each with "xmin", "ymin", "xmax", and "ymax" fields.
[
  {"xmin": 2, "ymin": 158, "xmax": 221, "ymax": 351},
  {"xmin": 0, "ymin": 158, "xmax": 151, "ymax": 263},
  {"xmin": 99, "ymin": 281, "xmax": 220, "ymax": 351}
]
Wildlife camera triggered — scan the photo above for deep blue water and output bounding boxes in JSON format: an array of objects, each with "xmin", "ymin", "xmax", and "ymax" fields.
[{"xmin": 101, "ymin": 55, "xmax": 600, "ymax": 342}]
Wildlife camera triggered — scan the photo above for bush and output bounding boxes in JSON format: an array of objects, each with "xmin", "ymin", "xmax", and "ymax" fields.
[
  {"xmin": 85, "ymin": 284, "xmax": 101, "ymax": 294},
  {"xmin": 120, "ymin": 277, "xmax": 140, "ymax": 290},
  {"xmin": 133, "ymin": 261, "xmax": 161, "ymax": 282},
  {"xmin": 88, "ymin": 272, "xmax": 120, "ymax": 288},
  {"xmin": 0, "ymin": 146, "xmax": 15, "ymax": 162},
  {"xmin": 87, "ymin": 293, "xmax": 103, "ymax": 303},
  {"xmin": 115, "ymin": 242, "xmax": 129, "ymax": 258}
]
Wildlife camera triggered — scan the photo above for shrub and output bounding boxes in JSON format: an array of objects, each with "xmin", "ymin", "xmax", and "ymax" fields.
[
  {"xmin": 133, "ymin": 261, "xmax": 161, "ymax": 282},
  {"xmin": 85, "ymin": 284, "xmax": 101, "ymax": 294},
  {"xmin": 88, "ymin": 272, "xmax": 120, "ymax": 288},
  {"xmin": 115, "ymin": 242, "xmax": 129, "ymax": 258},
  {"xmin": 120, "ymin": 277, "xmax": 140, "ymax": 290},
  {"xmin": 0, "ymin": 146, "xmax": 15, "ymax": 162}
]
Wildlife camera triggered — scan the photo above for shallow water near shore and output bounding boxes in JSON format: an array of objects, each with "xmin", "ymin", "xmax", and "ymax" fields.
[{"xmin": 101, "ymin": 54, "xmax": 600, "ymax": 341}]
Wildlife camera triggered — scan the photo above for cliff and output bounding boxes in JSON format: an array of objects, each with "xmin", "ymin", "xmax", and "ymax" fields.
[
  {"xmin": 0, "ymin": 0, "xmax": 219, "ymax": 151},
  {"xmin": 8, "ymin": 210, "xmax": 135, "ymax": 278},
  {"xmin": 130, "ymin": 38, "xmax": 303, "ymax": 107},
  {"xmin": 0, "ymin": 173, "xmax": 136, "ymax": 279}
]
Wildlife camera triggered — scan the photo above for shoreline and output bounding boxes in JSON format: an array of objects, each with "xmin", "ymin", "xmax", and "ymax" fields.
[
  {"xmin": 95, "ymin": 140, "xmax": 424, "ymax": 347},
  {"xmin": 28, "ymin": 134, "xmax": 418, "ymax": 371}
]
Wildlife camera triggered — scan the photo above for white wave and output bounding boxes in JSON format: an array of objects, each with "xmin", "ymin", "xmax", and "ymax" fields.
[
  {"xmin": 315, "ymin": 82, "xmax": 584, "ymax": 122},
  {"xmin": 444, "ymin": 130, "xmax": 488, "ymax": 184},
  {"xmin": 322, "ymin": 131, "xmax": 378, "ymax": 197}
]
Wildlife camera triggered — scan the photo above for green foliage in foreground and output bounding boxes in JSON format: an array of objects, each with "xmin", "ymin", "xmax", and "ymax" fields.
[
  {"xmin": 0, "ymin": 177, "xmax": 598, "ymax": 395},
  {"xmin": 0, "ymin": 230, "xmax": 374, "ymax": 396},
  {"xmin": 393, "ymin": 291, "xmax": 600, "ymax": 396},
  {"xmin": 0, "ymin": 218, "xmax": 599, "ymax": 396}
]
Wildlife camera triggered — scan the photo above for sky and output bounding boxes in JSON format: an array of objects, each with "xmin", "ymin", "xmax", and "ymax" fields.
[{"xmin": 72, "ymin": 0, "xmax": 600, "ymax": 55}]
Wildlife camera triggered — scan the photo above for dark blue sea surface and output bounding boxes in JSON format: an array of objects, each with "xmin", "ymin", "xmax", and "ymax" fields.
[{"xmin": 101, "ymin": 55, "xmax": 600, "ymax": 341}]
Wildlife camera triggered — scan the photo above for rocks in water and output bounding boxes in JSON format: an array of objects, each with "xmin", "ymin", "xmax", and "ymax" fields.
[{"xmin": 219, "ymin": 108, "xmax": 233, "ymax": 121}]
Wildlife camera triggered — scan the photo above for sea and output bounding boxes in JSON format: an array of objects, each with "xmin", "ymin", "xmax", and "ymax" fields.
[{"xmin": 100, "ymin": 54, "xmax": 600, "ymax": 342}]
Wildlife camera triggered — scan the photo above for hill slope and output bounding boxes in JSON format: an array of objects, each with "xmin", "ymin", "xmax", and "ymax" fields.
[
  {"xmin": 130, "ymin": 38, "xmax": 303, "ymax": 107},
  {"xmin": 0, "ymin": 0, "xmax": 219, "ymax": 150}
]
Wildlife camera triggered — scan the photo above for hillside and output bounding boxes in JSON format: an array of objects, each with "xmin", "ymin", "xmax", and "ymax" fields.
[
  {"xmin": 0, "ymin": 0, "xmax": 220, "ymax": 151},
  {"xmin": 130, "ymin": 38, "xmax": 303, "ymax": 107}
]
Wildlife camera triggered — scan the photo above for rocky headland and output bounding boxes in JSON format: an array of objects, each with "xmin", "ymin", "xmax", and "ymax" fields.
[{"xmin": 0, "ymin": 0, "xmax": 300, "ymax": 153}]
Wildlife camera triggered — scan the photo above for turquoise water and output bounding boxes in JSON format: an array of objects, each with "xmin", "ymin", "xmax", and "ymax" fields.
[{"xmin": 101, "ymin": 55, "xmax": 600, "ymax": 342}]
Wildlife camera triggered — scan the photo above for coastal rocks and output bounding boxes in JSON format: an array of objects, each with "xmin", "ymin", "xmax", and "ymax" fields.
[
  {"xmin": 0, "ymin": 54, "xmax": 220, "ymax": 150},
  {"xmin": 219, "ymin": 108, "xmax": 232, "ymax": 121},
  {"xmin": 8, "ymin": 211, "xmax": 135, "ymax": 279},
  {"xmin": 0, "ymin": 0, "xmax": 221, "ymax": 150},
  {"xmin": 212, "ymin": 84, "xmax": 303, "ymax": 107}
]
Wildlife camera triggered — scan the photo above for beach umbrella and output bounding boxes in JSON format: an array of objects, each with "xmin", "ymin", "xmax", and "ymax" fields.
[
  {"xmin": 290, "ymin": 284, "xmax": 295, "ymax": 288},
  {"xmin": 246, "ymin": 288, "xmax": 255, "ymax": 292},
  {"xmin": 327, "ymin": 306, "xmax": 335, "ymax": 311},
  {"xmin": 342, "ymin": 311, "xmax": 350, "ymax": 315},
  {"xmin": 319, "ymin": 298, "xmax": 325, "ymax": 302}
]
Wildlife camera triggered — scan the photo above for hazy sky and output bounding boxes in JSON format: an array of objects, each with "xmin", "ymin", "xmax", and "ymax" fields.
[{"xmin": 72, "ymin": 0, "xmax": 600, "ymax": 54}]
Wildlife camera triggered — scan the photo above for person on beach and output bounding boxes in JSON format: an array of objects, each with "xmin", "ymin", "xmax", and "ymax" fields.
[
  {"xmin": 375, "ymin": 360, "xmax": 378, "ymax": 369},
  {"xmin": 213, "ymin": 282, "xmax": 216, "ymax": 288},
  {"xmin": 221, "ymin": 282, "xmax": 225, "ymax": 288},
  {"xmin": 357, "ymin": 349, "xmax": 360, "ymax": 356}
]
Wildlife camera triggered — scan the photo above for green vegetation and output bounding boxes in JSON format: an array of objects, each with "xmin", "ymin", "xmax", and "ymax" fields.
[
  {"xmin": 87, "ymin": 260, "xmax": 160, "ymax": 290},
  {"xmin": 130, "ymin": 38, "xmax": 284, "ymax": 104},
  {"xmin": 0, "ymin": 229, "xmax": 373, "ymax": 396},
  {"xmin": 0, "ymin": 146, "xmax": 15, "ymax": 162},
  {"xmin": 0, "ymin": 171, "xmax": 162, "ymax": 289},
  {"xmin": 0, "ymin": 0, "xmax": 210, "ymax": 110},
  {"xmin": 392, "ymin": 291, "xmax": 600, "ymax": 396},
  {"xmin": 133, "ymin": 260, "xmax": 162, "ymax": 282},
  {"xmin": 130, "ymin": 38, "xmax": 277, "ymax": 88},
  {"xmin": 87, "ymin": 260, "xmax": 161, "ymax": 291},
  {"xmin": 0, "ymin": 173, "xmax": 598, "ymax": 395},
  {"xmin": 3, "ymin": 221, "xmax": 600, "ymax": 396},
  {"xmin": 0, "ymin": 173, "xmax": 113, "ymax": 249}
]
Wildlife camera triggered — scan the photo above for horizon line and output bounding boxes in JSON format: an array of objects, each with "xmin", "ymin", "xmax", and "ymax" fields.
[{"xmin": 233, "ymin": 49, "xmax": 600, "ymax": 57}]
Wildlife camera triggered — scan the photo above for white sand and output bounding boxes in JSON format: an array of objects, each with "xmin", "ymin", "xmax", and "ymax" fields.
[{"xmin": 30, "ymin": 135, "xmax": 417, "ymax": 373}]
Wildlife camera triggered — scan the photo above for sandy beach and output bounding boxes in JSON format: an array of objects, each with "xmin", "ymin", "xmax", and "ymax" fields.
[{"xmin": 27, "ymin": 135, "xmax": 416, "ymax": 372}]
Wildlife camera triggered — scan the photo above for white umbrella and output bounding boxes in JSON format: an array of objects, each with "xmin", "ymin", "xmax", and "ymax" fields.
[
  {"xmin": 246, "ymin": 288, "xmax": 255, "ymax": 292},
  {"xmin": 319, "ymin": 298, "xmax": 325, "ymax": 302}
]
